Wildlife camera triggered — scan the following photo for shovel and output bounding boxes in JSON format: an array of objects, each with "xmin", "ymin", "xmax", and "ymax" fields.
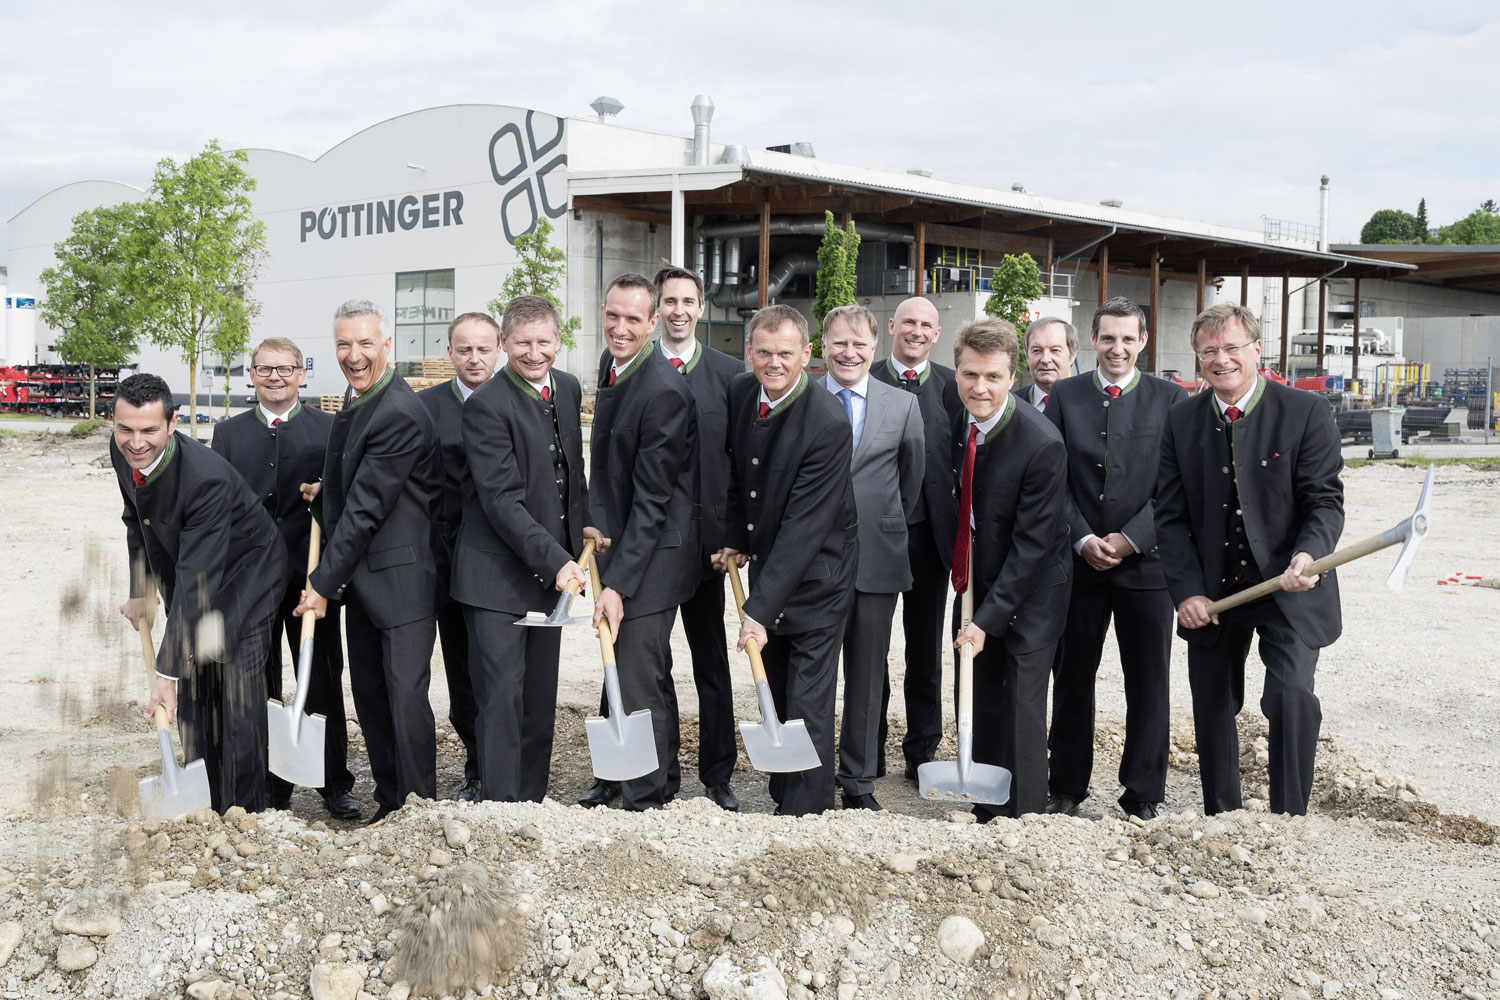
[
  {"xmin": 583, "ymin": 548, "xmax": 659, "ymax": 781},
  {"xmin": 1206, "ymin": 464, "xmax": 1435, "ymax": 616},
  {"xmin": 516, "ymin": 538, "xmax": 597, "ymax": 627},
  {"xmin": 136, "ymin": 618, "xmax": 213, "ymax": 820},
  {"xmin": 267, "ymin": 520, "xmax": 327, "ymax": 788},
  {"xmin": 722, "ymin": 559, "xmax": 821, "ymax": 773},
  {"xmin": 918, "ymin": 547, "xmax": 1012, "ymax": 806}
]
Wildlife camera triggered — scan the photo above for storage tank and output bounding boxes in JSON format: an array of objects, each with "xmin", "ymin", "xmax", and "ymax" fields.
[{"xmin": 6, "ymin": 294, "xmax": 36, "ymax": 367}]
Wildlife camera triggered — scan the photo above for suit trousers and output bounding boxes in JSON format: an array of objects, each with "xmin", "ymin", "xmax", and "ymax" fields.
[
  {"xmin": 344, "ymin": 596, "xmax": 437, "ymax": 811},
  {"xmin": 435, "ymin": 597, "xmax": 479, "ymax": 782},
  {"xmin": 760, "ymin": 619, "xmax": 842, "ymax": 817},
  {"xmin": 837, "ymin": 591, "xmax": 899, "ymax": 797},
  {"xmin": 463, "ymin": 605, "xmax": 561, "ymax": 802},
  {"xmin": 666, "ymin": 573, "xmax": 738, "ymax": 788},
  {"xmin": 178, "ymin": 607, "xmax": 273, "ymax": 814},
  {"xmin": 879, "ymin": 524, "xmax": 948, "ymax": 768},
  {"xmin": 1048, "ymin": 581, "xmax": 1172, "ymax": 808},
  {"xmin": 1187, "ymin": 603, "xmax": 1322, "ymax": 816},
  {"xmin": 610, "ymin": 607, "xmax": 680, "ymax": 810},
  {"xmin": 265, "ymin": 581, "xmax": 354, "ymax": 799}
]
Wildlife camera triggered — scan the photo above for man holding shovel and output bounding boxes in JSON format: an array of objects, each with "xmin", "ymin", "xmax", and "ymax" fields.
[
  {"xmin": 716, "ymin": 304, "xmax": 859, "ymax": 817},
  {"xmin": 212, "ymin": 337, "xmax": 358, "ymax": 819},
  {"xmin": 948, "ymin": 319, "xmax": 1071, "ymax": 820},
  {"xmin": 114, "ymin": 373, "xmax": 286, "ymax": 814},
  {"xmin": 1156, "ymin": 303, "xmax": 1344, "ymax": 816}
]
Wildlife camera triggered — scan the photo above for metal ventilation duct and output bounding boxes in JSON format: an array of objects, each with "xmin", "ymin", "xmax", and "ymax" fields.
[
  {"xmin": 690, "ymin": 94, "xmax": 714, "ymax": 167},
  {"xmin": 711, "ymin": 253, "xmax": 818, "ymax": 308}
]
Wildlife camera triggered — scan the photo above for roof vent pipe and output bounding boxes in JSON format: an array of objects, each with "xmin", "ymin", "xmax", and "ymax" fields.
[
  {"xmin": 690, "ymin": 94, "xmax": 715, "ymax": 167},
  {"xmin": 1318, "ymin": 174, "xmax": 1330, "ymax": 252},
  {"xmin": 724, "ymin": 238, "xmax": 742, "ymax": 285}
]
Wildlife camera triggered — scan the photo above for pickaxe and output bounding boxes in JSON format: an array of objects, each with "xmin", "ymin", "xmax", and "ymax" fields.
[{"xmin": 1207, "ymin": 464, "xmax": 1434, "ymax": 617}]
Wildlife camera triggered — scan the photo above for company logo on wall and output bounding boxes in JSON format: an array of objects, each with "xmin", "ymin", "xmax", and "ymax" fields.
[{"xmin": 489, "ymin": 111, "xmax": 568, "ymax": 244}]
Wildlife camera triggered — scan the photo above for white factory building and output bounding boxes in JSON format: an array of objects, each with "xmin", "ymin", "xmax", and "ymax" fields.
[{"xmin": 7, "ymin": 98, "xmax": 1499, "ymax": 404}]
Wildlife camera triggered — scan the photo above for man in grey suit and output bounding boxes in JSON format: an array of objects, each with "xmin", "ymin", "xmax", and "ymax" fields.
[{"xmin": 820, "ymin": 305, "xmax": 925, "ymax": 810}]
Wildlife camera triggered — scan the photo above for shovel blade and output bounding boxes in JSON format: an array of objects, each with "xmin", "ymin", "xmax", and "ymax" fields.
[
  {"xmin": 267, "ymin": 699, "xmax": 327, "ymax": 789},
  {"xmin": 514, "ymin": 611, "xmax": 590, "ymax": 628},
  {"xmin": 138, "ymin": 758, "xmax": 212, "ymax": 820},
  {"xmin": 585, "ymin": 709, "xmax": 658, "ymax": 781},
  {"xmin": 739, "ymin": 719, "xmax": 821, "ymax": 773},
  {"xmin": 917, "ymin": 759, "xmax": 1012, "ymax": 807}
]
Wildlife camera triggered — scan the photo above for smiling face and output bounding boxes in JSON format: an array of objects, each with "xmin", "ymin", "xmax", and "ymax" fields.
[
  {"xmin": 249, "ymin": 345, "xmax": 305, "ymax": 412},
  {"xmin": 503, "ymin": 317, "xmax": 560, "ymax": 384},
  {"xmin": 888, "ymin": 297, "xmax": 942, "ymax": 368},
  {"xmin": 1092, "ymin": 313, "xmax": 1147, "ymax": 382},
  {"xmin": 955, "ymin": 346, "xmax": 1015, "ymax": 424},
  {"xmin": 657, "ymin": 276, "xmax": 704, "ymax": 351},
  {"xmin": 1195, "ymin": 316, "xmax": 1262, "ymax": 404},
  {"xmin": 749, "ymin": 320, "xmax": 812, "ymax": 401},
  {"xmin": 334, "ymin": 312, "xmax": 390, "ymax": 394},
  {"xmin": 448, "ymin": 317, "xmax": 501, "ymax": 391},
  {"xmin": 113, "ymin": 398, "xmax": 177, "ymax": 471},
  {"xmin": 1026, "ymin": 321, "xmax": 1075, "ymax": 391},
  {"xmin": 602, "ymin": 284, "xmax": 659, "ymax": 363},
  {"xmin": 823, "ymin": 314, "xmax": 876, "ymax": 389}
]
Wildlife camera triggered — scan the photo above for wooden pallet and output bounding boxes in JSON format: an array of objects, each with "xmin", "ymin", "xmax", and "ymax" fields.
[
  {"xmin": 318, "ymin": 394, "xmax": 345, "ymax": 413},
  {"xmin": 404, "ymin": 377, "xmax": 446, "ymax": 392},
  {"xmin": 420, "ymin": 356, "xmax": 456, "ymax": 379}
]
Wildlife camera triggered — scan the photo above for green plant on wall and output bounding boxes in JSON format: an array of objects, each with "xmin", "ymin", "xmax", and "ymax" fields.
[
  {"xmin": 812, "ymin": 211, "xmax": 860, "ymax": 358},
  {"xmin": 488, "ymin": 217, "xmax": 580, "ymax": 348}
]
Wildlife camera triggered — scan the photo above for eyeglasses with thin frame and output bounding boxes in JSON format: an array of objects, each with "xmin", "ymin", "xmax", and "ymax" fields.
[
  {"xmin": 1194, "ymin": 342, "xmax": 1255, "ymax": 362},
  {"xmin": 251, "ymin": 365, "xmax": 300, "ymax": 378}
]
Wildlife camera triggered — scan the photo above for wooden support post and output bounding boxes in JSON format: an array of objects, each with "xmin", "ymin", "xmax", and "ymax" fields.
[
  {"xmin": 1147, "ymin": 248, "xmax": 1160, "ymax": 372},
  {"xmin": 1045, "ymin": 237, "xmax": 1054, "ymax": 296},
  {"xmin": 1279, "ymin": 271, "xmax": 1291, "ymax": 375},
  {"xmin": 1240, "ymin": 263, "xmax": 1250, "ymax": 307},
  {"xmin": 757, "ymin": 195, "xmax": 771, "ymax": 308},
  {"xmin": 915, "ymin": 220, "xmax": 926, "ymax": 295},
  {"xmin": 1351, "ymin": 277, "xmax": 1362, "ymax": 389},
  {"xmin": 1196, "ymin": 257, "xmax": 1207, "ymax": 315},
  {"xmin": 1098, "ymin": 242, "xmax": 1109, "ymax": 305},
  {"xmin": 1316, "ymin": 279, "xmax": 1327, "ymax": 375}
]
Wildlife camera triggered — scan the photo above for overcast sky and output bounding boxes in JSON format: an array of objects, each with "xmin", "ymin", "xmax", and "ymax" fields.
[{"xmin": 3, "ymin": 1, "xmax": 1496, "ymax": 268}]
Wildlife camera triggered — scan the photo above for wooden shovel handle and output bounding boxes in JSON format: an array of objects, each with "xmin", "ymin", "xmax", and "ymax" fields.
[
  {"xmin": 584, "ymin": 548, "xmax": 616, "ymax": 664},
  {"xmin": 722, "ymin": 561, "xmax": 770, "ymax": 688},
  {"xmin": 562, "ymin": 538, "xmax": 597, "ymax": 598},
  {"xmin": 299, "ymin": 519, "xmax": 322, "ymax": 644},
  {"xmin": 137, "ymin": 619, "xmax": 171, "ymax": 731},
  {"xmin": 1204, "ymin": 529, "xmax": 1387, "ymax": 616}
]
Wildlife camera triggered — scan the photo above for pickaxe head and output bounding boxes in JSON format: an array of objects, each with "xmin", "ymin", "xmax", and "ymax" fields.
[{"xmin": 1383, "ymin": 465, "xmax": 1435, "ymax": 594}]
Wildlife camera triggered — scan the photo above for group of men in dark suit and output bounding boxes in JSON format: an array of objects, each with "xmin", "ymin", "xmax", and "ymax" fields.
[{"xmin": 113, "ymin": 274, "xmax": 1343, "ymax": 823}]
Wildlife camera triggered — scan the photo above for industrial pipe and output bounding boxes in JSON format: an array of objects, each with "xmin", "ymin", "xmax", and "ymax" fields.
[{"xmin": 711, "ymin": 253, "xmax": 817, "ymax": 309}]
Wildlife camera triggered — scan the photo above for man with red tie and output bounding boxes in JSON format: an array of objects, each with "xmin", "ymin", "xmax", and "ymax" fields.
[
  {"xmin": 1021, "ymin": 317, "xmax": 1078, "ymax": 413},
  {"xmin": 948, "ymin": 318, "xmax": 1071, "ymax": 820}
]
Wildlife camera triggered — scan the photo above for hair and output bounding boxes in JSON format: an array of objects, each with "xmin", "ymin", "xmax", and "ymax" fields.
[
  {"xmin": 653, "ymin": 265, "xmax": 704, "ymax": 301},
  {"xmin": 115, "ymin": 373, "xmax": 176, "ymax": 419},
  {"xmin": 822, "ymin": 303, "xmax": 878, "ymax": 341},
  {"xmin": 1191, "ymin": 303, "xmax": 1262, "ymax": 349},
  {"xmin": 447, "ymin": 311, "xmax": 501, "ymax": 343},
  {"xmin": 1091, "ymin": 296, "xmax": 1148, "ymax": 337},
  {"xmin": 605, "ymin": 272, "xmax": 660, "ymax": 316},
  {"xmin": 250, "ymin": 337, "xmax": 304, "ymax": 368},
  {"xmin": 953, "ymin": 317, "xmax": 1019, "ymax": 375},
  {"xmin": 500, "ymin": 295, "xmax": 562, "ymax": 339},
  {"xmin": 1024, "ymin": 316, "xmax": 1078, "ymax": 355},
  {"xmin": 334, "ymin": 298, "xmax": 387, "ymax": 336},
  {"xmin": 747, "ymin": 304, "xmax": 810, "ymax": 347}
]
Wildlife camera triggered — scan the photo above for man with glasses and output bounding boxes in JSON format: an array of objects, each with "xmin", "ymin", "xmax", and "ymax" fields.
[
  {"xmin": 1156, "ymin": 303, "xmax": 1344, "ymax": 816},
  {"xmin": 212, "ymin": 338, "xmax": 358, "ymax": 819}
]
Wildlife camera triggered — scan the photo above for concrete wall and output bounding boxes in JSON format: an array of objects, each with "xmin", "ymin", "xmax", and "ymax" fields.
[{"xmin": 1403, "ymin": 316, "xmax": 1500, "ymax": 376}]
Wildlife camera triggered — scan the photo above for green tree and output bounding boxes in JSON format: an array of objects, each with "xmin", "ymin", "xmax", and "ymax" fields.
[
  {"xmin": 1443, "ymin": 206, "xmax": 1500, "ymax": 245},
  {"xmin": 811, "ymin": 211, "xmax": 860, "ymax": 358},
  {"xmin": 1414, "ymin": 198, "xmax": 1429, "ymax": 241},
  {"xmin": 487, "ymin": 217, "xmax": 579, "ymax": 348},
  {"xmin": 1359, "ymin": 208, "xmax": 1419, "ymax": 244},
  {"xmin": 37, "ymin": 201, "xmax": 143, "ymax": 418},
  {"xmin": 983, "ymin": 252, "xmax": 1044, "ymax": 328},
  {"xmin": 129, "ymin": 140, "xmax": 267, "ymax": 436}
]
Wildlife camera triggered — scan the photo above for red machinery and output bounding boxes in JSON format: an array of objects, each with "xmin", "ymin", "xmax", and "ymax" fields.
[{"xmin": 0, "ymin": 364, "xmax": 122, "ymax": 417}]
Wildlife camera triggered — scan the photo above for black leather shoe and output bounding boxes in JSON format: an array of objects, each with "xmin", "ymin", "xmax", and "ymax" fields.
[
  {"xmin": 578, "ymin": 779, "xmax": 620, "ymax": 808},
  {"xmin": 321, "ymin": 789, "xmax": 361, "ymax": 820},
  {"xmin": 1044, "ymin": 794, "xmax": 1081, "ymax": 816},
  {"xmin": 365, "ymin": 804, "xmax": 395, "ymax": 826},
  {"xmin": 841, "ymin": 792, "xmax": 885, "ymax": 812},
  {"xmin": 1124, "ymin": 802, "xmax": 1159, "ymax": 821},
  {"xmin": 452, "ymin": 778, "xmax": 482, "ymax": 802},
  {"xmin": 902, "ymin": 760, "xmax": 929, "ymax": 783},
  {"xmin": 704, "ymin": 783, "xmax": 739, "ymax": 812}
]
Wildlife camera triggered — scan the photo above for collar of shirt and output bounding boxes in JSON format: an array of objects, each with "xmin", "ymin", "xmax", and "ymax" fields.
[
  {"xmin": 259, "ymin": 402, "xmax": 295, "ymax": 425},
  {"xmin": 824, "ymin": 372, "xmax": 869, "ymax": 400},
  {"xmin": 898, "ymin": 357, "xmax": 929, "ymax": 377},
  {"xmin": 1099, "ymin": 368, "xmax": 1136, "ymax": 391},
  {"xmin": 966, "ymin": 394, "xmax": 1014, "ymax": 444},
  {"xmin": 348, "ymin": 365, "xmax": 393, "ymax": 402},
  {"xmin": 525, "ymin": 374, "xmax": 552, "ymax": 395},
  {"xmin": 758, "ymin": 372, "xmax": 807, "ymax": 414},
  {"xmin": 140, "ymin": 444, "xmax": 170, "ymax": 479},
  {"xmin": 659, "ymin": 339, "xmax": 698, "ymax": 367},
  {"xmin": 455, "ymin": 378, "xmax": 478, "ymax": 402},
  {"xmin": 1215, "ymin": 377, "xmax": 1260, "ymax": 416}
]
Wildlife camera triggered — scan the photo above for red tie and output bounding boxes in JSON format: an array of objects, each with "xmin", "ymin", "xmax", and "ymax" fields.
[
  {"xmin": 903, "ymin": 368, "xmax": 917, "ymax": 381},
  {"xmin": 758, "ymin": 402, "xmax": 771, "ymax": 419},
  {"xmin": 1039, "ymin": 393, "xmax": 1048, "ymax": 411},
  {"xmin": 132, "ymin": 469, "xmax": 146, "ymax": 488},
  {"xmin": 272, "ymin": 417, "xmax": 282, "ymax": 426},
  {"xmin": 540, "ymin": 385, "xmax": 550, "ymax": 402},
  {"xmin": 1105, "ymin": 385, "xmax": 1122, "ymax": 399},
  {"xmin": 1225, "ymin": 405, "xmax": 1242, "ymax": 422},
  {"xmin": 951, "ymin": 423, "xmax": 979, "ymax": 593},
  {"xmin": 670, "ymin": 358, "xmax": 684, "ymax": 370},
  {"xmin": 607, "ymin": 369, "xmax": 616, "ymax": 387}
]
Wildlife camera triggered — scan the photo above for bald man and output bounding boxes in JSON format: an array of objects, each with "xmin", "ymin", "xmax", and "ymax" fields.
[{"xmin": 871, "ymin": 297, "xmax": 960, "ymax": 780}]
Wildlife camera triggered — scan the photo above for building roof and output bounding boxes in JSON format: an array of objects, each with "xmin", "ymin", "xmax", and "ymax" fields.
[{"xmin": 1331, "ymin": 244, "xmax": 1500, "ymax": 294}]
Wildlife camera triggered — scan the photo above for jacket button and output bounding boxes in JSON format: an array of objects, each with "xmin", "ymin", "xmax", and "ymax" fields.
[
  {"xmin": 749, "ymin": 490, "xmax": 757, "ymax": 498},
  {"xmin": 751, "ymin": 457, "xmax": 760, "ymax": 466},
  {"xmin": 143, "ymin": 519, "xmax": 151, "ymax": 526},
  {"xmin": 1221, "ymin": 467, "xmax": 1229, "ymax": 474},
  {"xmin": 1261, "ymin": 460, "xmax": 1268, "ymax": 466},
  {"xmin": 1098, "ymin": 494, "xmax": 1104, "ymax": 501},
  {"xmin": 751, "ymin": 554, "xmax": 758, "ymax": 561},
  {"xmin": 747, "ymin": 524, "xmax": 755, "ymax": 531}
]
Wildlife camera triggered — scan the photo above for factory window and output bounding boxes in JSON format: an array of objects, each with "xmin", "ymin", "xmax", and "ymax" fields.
[{"xmin": 394, "ymin": 269, "xmax": 456, "ymax": 360}]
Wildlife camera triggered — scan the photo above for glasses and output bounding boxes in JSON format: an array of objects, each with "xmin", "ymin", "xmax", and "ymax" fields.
[
  {"xmin": 1194, "ymin": 342, "xmax": 1255, "ymax": 362},
  {"xmin": 251, "ymin": 365, "xmax": 299, "ymax": 378}
]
